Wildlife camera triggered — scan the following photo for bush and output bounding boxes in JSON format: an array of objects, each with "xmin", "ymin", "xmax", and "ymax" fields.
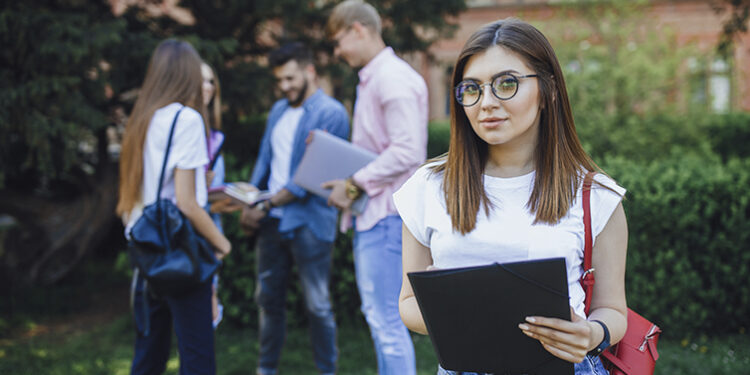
[
  {"xmin": 706, "ymin": 112, "xmax": 750, "ymax": 161},
  {"xmin": 427, "ymin": 120, "xmax": 450, "ymax": 159},
  {"xmin": 604, "ymin": 154, "xmax": 750, "ymax": 336}
]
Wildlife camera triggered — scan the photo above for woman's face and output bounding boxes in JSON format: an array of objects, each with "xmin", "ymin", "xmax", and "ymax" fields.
[
  {"xmin": 460, "ymin": 46, "xmax": 542, "ymax": 150},
  {"xmin": 201, "ymin": 64, "xmax": 215, "ymax": 106}
]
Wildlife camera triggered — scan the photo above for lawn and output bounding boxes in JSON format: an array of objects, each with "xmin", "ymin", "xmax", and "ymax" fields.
[
  {"xmin": 1, "ymin": 310, "xmax": 748, "ymax": 375},
  {"xmin": 1, "ymin": 255, "xmax": 747, "ymax": 374}
]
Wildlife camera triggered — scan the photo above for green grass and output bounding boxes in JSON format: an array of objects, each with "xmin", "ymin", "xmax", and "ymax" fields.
[{"xmin": 1, "ymin": 311, "xmax": 748, "ymax": 375}]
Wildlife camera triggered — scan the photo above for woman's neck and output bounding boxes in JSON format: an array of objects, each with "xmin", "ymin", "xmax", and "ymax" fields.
[{"xmin": 484, "ymin": 143, "xmax": 535, "ymax": 178}]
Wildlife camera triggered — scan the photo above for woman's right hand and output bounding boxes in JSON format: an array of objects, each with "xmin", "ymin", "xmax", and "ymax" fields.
[{"xmin": 214, "ymin": 235, "xmax": 231, "ymax": 260}]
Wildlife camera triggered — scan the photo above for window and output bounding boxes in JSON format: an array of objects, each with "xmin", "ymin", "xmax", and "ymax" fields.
[
  {"xmin": 709, "ymin": 58, "xmax": 731, "ymax": 113},
  {"xmin": 687, "ymin": 56, "xmax": 731, "ymax": 113}
]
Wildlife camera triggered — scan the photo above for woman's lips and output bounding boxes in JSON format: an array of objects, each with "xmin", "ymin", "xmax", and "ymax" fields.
[{"xmin": 479, "ymin": 117, "xmax": 507, "ymax": 128}]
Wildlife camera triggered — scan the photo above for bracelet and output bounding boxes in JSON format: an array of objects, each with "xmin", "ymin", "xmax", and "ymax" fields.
[{"xmin": 587, "ymin": 320, "xmax": 611, "ymax": 357}]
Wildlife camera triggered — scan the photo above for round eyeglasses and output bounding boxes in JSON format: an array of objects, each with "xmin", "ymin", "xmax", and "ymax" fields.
[{"xmin": 455, "ymin": 73, "xmax": 539, "ymax": 107}]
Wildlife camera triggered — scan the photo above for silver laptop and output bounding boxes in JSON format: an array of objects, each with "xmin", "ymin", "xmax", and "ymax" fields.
[{"xmin": 292, "ymin": 130, "xmax": 376, "ymax": 214}]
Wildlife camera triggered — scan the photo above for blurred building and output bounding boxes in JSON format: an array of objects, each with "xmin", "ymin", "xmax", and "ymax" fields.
[
  {"xmin": 418, "ymin": 0, "xmax": 750, "ymax": 120},
  {"xmin": 108, "ymin": 0, "xmax": 749, "ymax": 119}
]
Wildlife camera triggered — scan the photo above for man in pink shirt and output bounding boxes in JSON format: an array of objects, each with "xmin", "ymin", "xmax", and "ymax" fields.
[{"xmin": 324, "ymin": 1, "xmax": 427, "ymax": 374}]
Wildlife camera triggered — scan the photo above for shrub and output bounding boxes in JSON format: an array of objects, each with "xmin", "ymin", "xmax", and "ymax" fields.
[
  {"xmin": 706, "ymin": 113, "xmax": 750, "ymax": 161},
  {"xmin": 604, "ymin": 154, "xmax": 750, "ymax": 336}
]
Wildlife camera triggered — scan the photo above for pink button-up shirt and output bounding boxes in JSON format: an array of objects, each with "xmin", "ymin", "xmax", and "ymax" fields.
[{"xmin": 342, "ymin": 47, "xmax": 428, "ymax": 232}]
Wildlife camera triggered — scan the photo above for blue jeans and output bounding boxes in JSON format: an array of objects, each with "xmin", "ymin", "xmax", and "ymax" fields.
[
  {"xmin": 131, "ymin": 273, "xmax": 215, "ymax": 375},
  {"xmin": 354, "ymin": 215, "xmax": 416, "ymax": 375},
  {"xmin": 436, "ymin": 355, "xmax": 609, "ymax": 375},
  {"xmin": 255, "ymin": 219, "xmax": 337, "ymax": 375}
]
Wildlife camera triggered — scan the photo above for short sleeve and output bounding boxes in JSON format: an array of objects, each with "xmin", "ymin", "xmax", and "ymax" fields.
[
  {"xmin": 591, "ymin": 174, "xmax": 626, "ymax": 238},
  {"xmin": 393, "ymin": 164, "xmax": 440, "ymax": 247},
  {"xmin": 172, "ymin": 109, "xmax": 209, "ymax": 170}
]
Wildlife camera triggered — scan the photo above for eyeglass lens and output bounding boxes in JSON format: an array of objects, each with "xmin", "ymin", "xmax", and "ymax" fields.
[{"xmin": 455, "ymin": 74, "xmax": 520, "ymax": 106}]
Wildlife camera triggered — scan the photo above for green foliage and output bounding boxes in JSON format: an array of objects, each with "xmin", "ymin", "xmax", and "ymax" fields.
[
  {"xmin": 427, "ymin": 120, "xmax": 450, "ymax": 159},
  {"xmin": 604, "ymin": 153, "xmax": 750, "ymax": 336},
  {"xmin": 538, "ymin": 1, "xmax": 711, "ymax": 162},
  {"xmin": 0, "ymin": 0, "xmax": 465, "ymax": 194},
  {"xmin": 0, "ymin": 1, "xmax": 125, "ymax": 190},
  {"xmin": 706, "ymin": 112, "xmax": 750, "ymax": 161}
]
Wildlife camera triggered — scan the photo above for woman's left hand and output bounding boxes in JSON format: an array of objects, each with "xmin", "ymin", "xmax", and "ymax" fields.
[{"xmin": 518, "ymin": 307, "xmax": 599, "ymax": 363}]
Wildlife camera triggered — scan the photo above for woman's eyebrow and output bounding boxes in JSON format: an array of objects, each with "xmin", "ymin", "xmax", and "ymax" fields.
[
  {"xmin": 462, "ymin": 69, "xmax": 523, "ymax": 82},
  {"xmin": 493, "ymin": 69, "xmax": 522, "ymax": 78}
]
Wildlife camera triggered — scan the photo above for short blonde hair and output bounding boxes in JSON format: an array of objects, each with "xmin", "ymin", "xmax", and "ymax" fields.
[{"xmin": 327, "ymin": 0, "xmax": 381, "ymax": 36}]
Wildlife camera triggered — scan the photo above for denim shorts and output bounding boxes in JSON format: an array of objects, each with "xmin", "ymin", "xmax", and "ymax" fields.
[{"xmin": 437, "ymin": 355, "xmax": 609, "ymax": 375}]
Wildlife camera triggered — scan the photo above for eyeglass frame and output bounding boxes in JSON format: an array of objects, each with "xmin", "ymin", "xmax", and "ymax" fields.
[{"xmin": 454, "ymin": 72, "xmax": 539, "ymax": 107}]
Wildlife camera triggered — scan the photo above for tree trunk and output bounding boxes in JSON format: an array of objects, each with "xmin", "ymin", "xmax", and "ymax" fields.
[{"xmin": 0, "ymin": 165, "xmax": 119, "ymax": 285}]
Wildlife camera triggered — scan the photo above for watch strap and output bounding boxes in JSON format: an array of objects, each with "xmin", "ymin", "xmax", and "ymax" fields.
[{"xmin": 587, "ymin": 319, "xmax": 611, "ymax": 357}]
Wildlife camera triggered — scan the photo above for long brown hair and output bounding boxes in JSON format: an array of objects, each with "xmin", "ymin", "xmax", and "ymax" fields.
[
  {"xmin": 433, "ymin": 18, "xmax": 601, "ymax": 234},
  {"xmin": 116, "ymin": 39, "xmax": 206, "ymax": 218},
  {"xmin": 203, "ymin": 62, "xmax": 222, "ymax": 130}
]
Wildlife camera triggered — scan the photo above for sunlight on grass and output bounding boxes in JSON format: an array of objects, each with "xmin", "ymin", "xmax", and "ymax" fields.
[
  {"xmin": 166, "ymin": 357, "xmax": 180, "ymax": 371},
  {"xmin": 113, "ymin": 359, "xmax": 132, "ymax": 375}
]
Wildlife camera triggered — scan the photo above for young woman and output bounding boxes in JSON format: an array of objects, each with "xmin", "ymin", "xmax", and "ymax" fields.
[
  {"xmin": 201, "ymin": 61, "xmax": 226, "ymax": 329},
  {"xmin": 394, "ymin": 19, "xmax": 628, "ymax": 375},
  {"xmin": 116, "ymin": 39, "xmax": 231, "ymax": 375}
]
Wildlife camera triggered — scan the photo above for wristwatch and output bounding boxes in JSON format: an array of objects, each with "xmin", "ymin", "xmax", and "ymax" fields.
[
  {"xmin": 587, "ymin": 320, "xmax": 611, "ymax": 357},
  {"xmin": 345, "ymin": 177, "xmax": 363, "ymax": 200}
]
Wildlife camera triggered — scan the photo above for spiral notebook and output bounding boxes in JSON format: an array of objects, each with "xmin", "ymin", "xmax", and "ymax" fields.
[{"xmin": 407, "ymin": 257, "xmax": 574, "ymax": 375}]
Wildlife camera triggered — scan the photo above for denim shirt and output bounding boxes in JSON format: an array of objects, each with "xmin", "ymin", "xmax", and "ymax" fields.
[{"xmin": 250, "ymin": 89, "xmax": 350, "ymax": 242}]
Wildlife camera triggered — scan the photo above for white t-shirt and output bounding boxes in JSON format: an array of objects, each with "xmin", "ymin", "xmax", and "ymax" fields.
[
  {"xmin": 393, "ymin": 162, "xmax": 626, "ymax": 317},
  {"xmin": 125, "ymin": 103, "xmax": 209, "ymax": 235},
  {"xmin": 268, "ymin": 106, "xmax": 304, "ymax": 218}
]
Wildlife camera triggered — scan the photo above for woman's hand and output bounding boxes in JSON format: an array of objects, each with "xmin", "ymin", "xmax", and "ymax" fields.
[
  {"xmin": 214, "ymin": 236, "xmax": 231, "ymax": 260},
  {"xmin": 518, "ymin": 307, "xmax": 602, "ymax": 363}
]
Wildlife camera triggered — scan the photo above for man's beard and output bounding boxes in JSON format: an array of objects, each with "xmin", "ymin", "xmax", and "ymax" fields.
[{"xmin": 287, "ymin": 79, "xmax": 308, "ymax": 107}]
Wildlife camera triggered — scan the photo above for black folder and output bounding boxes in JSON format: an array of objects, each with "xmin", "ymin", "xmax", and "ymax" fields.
[{"xmin": 407, "ymin": 257, "xmax": 573, "ymax": 375}]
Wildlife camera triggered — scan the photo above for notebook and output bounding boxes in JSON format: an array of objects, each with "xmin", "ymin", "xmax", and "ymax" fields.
[
  {"xmin": 207, "ymin": 183, "xmax": 272, "ymax": 206},
  {"xmin": 407, "ymin": 257, "xmax": 573, "ymax": 375}
]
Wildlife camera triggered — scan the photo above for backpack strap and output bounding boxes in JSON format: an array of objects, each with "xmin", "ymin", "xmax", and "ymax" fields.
[{"xmin": 155, "ymin": 106, "xmax": 184, "ymax": 204}]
